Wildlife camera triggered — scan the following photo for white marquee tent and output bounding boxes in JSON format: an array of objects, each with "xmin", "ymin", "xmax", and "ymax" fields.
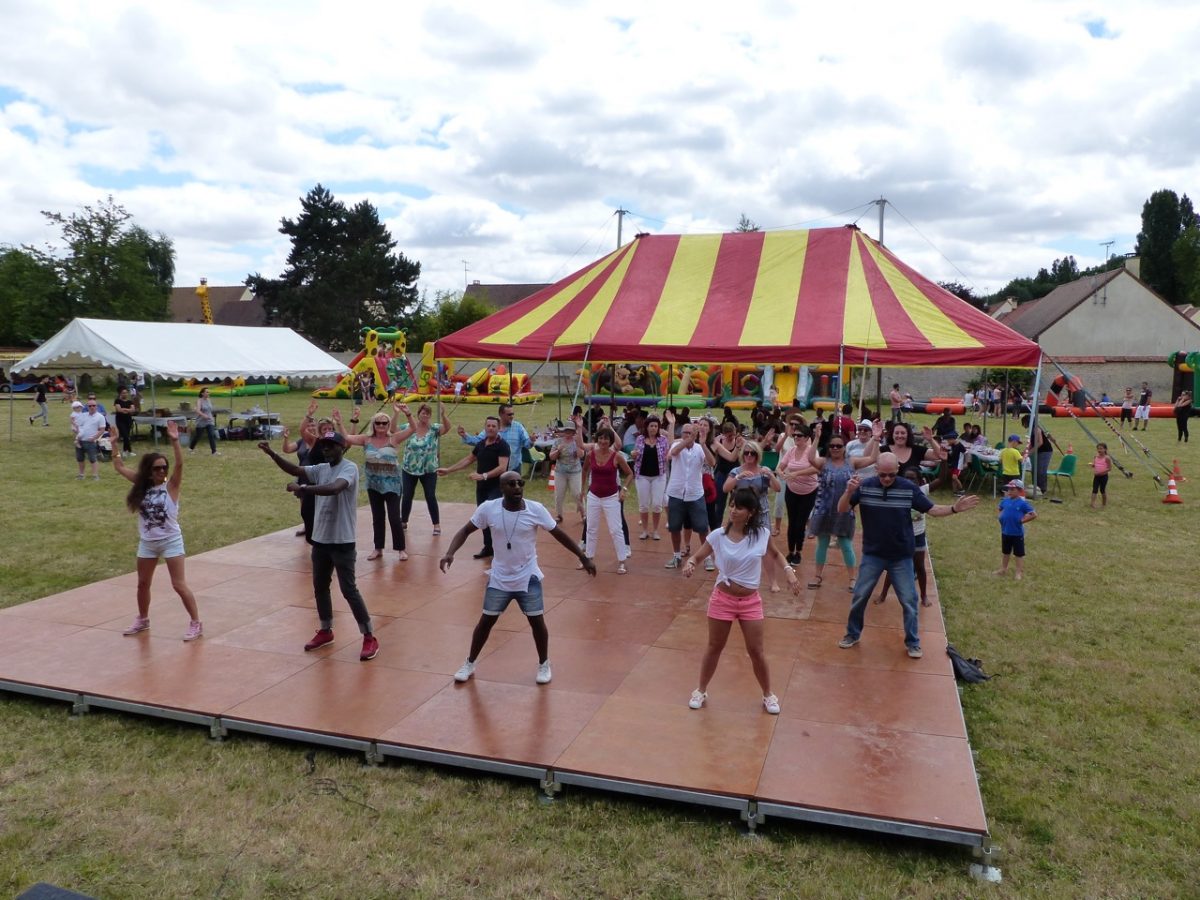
[
  {"xmin": 7, "ymin": 318, "xmax": 348, "ymax": 440},
  {"xmin": 11, "ymin": 318, "xmax": 348, "ymax": 379}
]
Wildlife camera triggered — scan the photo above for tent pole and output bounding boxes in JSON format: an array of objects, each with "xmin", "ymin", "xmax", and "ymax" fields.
[
  {"xmin": 837, "ymin": 345, "xmax": 845, "ymax": 410},
  {"xmin": 1027, "ymin": 357, "xmax": 1044, "ymax": 496},
  {"xmin": 570, "ymin": 341, "xmax": 593, "ymax": 420},
  {"xmin": 151, "ymin": 377, "xmax": 159, "ymax": 448},
  {"xmin": 875, "ymin": 369, "xmax": 882, "ymax": 419},
  {"xmin": 557, "ymin": 364, "xmax": 562, "ymax": 423}
]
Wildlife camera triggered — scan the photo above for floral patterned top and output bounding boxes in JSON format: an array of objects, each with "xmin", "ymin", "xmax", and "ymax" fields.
[{"xmin": 401, "ymin": 424, "xmax": 442, "ymax": 476}]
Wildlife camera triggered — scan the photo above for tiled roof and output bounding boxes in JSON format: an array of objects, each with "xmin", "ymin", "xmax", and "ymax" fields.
[
  {"xmin": 997, "ymin": 270, "xmax": 1122, "ymax": 338},
  {"xmin": 168, "ymin": 285, "xmax": 261, "ymax": 324},
  {"xmin": 462, "ymin": 282, "xmax": 549, "ymax": 309}
]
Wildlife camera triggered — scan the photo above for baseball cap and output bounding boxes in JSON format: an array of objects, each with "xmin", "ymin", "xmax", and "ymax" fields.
[
  {"xmin": 858, "ymin": 419, "xmax": 873, "ymax": 429},
  {"xmin": 1008, "ymin": 434, "xmax": 1021, "ymax": 442},
  {"xmin": 556, "ymin": 422, "xmax": 577, "ymax": 432},
  {"xmin": 71, "ymin": 400, "xmax": 83, "ymax": 409},
  {"xmin": 1005, "ymin": 480, "xmax": 1025, "ymax": 491},
  {"xmin": 314, "ymin": 432, "xmax": 347, "ymax": 449}
]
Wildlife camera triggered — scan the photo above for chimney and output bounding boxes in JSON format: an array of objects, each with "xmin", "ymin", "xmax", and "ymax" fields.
[{"xmin": 1124, "ymin": 256, "xmax": 1141, "ymax": 278}]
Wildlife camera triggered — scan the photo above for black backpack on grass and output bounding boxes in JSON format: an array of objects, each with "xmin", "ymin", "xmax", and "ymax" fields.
[{"xmin": 946, "ymin": 645, "xmax": 990, "ymax": 683}]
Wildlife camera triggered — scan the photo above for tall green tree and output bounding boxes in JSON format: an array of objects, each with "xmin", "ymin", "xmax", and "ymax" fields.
[
  {"xmin": 1172, "ymin": 224, "xmax": 1200, "ymax": 306},
  {"xmin": 0, "ymin": 247, "xmax": 65, "ymax": 344},
  {"xmin": 13, "ymin": 196, "xmax": 174, "ymax": 336},
  {"xmin": 1135, "ymin": 188, "xmax": 1196, "ymax": 303},
  {"xmin": 247, "ymin": 185, "xmax": 421, "ymax": 351}
]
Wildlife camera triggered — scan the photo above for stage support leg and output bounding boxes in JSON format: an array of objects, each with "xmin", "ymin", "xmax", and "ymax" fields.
[{"xmin": 970, "ymin": 841, "xmax": 1003, "ymax": 883}]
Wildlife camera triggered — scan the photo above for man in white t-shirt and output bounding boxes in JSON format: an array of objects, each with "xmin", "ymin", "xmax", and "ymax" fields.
[
  {"xmin": 846, "ymin": 419, "xmax": 878, "ymax": 478},
  {"xmin": 440, "ymin": 470, "xmax": 595, "ymax": 685},
  {"xmin": 74, "ymin": 399, "xmax": 108, "ymax": 480},
  {"xmin": 663, "ymin": 412, "xmax": 715, "ymax": 568}
]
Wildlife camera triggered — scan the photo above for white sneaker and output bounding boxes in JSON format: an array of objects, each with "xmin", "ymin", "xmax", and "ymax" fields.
[
  {"xmin": 454, "ymin": 660, "xmax": 476, "ymax": 682},
  {"xmin": 688, "ymin": 689, "xmax": 707, "ymax": 709},
  {"xmin": 704, "ymin": 557, "xmax": 716, "ymax": 572},
  {"xmin": 664, "ymin": 554, "xmax": 682, "ymax": 569},
  {"xmin": 762, "ymin": 694, "xmax": 781, "ymax": 715},
  {"xmin": 536, "ymin": 660, "xmax": 552, "ymax": 684}
]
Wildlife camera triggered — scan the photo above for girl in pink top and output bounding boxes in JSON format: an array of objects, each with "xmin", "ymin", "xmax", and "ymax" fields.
[{"xmin": 1089, "ymin": 443, "xmax": 1111, "ymax": 508}]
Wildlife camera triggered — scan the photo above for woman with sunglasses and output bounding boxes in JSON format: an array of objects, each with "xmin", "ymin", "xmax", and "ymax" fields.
[
  {"xmin": 112, "ymin": 419, "xmax": 203, "ymax": 641},
  {"xmin": 723, "ymin": 440, "xmax": 782, "ymax": 587},
  {"xmin": 805, "ymin": 422, "xmax": 879, "ymax": 590},
  {"xmin": 336, "ymin": 408, "xmax": 407, "ymax": 561},
  {"xmin": 683, "ymin": 487, "xmax": 799, "ymax": 714},
  {"xmin": 393, "ymin": 401, "xmax": 453, "ymax": 536}
]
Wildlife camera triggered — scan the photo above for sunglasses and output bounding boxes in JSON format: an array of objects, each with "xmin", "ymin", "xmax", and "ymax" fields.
[
  {"xmin": 742, "ymin": 451, "xmax": 758, "ymax": 457},
  {"xmin": 151, "ymin": 464, "xmax": 169, "ymax": 471},
  {"xmin": 373, "ymin": 420, "xmax": 389, "ymax": 426},
  {"xmin": 87, "ymin": 404, "xmax": 97, "ymax": 408},
  {"xmin": 828, "ymin": 443, "xmax": 845, "ymax": 449}
]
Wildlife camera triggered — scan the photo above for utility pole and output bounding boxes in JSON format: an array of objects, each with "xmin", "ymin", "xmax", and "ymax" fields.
[
  {"xmin": 616, "ymin": 208, "xmax": 629, "ymax": 249},
  {"xmin": 1099, "ymin": 240, "xmax": 1115, "ymax": 305},
  {"xmin": 462, "ymin": 260, "xmax": 469, "ymax": 288}
]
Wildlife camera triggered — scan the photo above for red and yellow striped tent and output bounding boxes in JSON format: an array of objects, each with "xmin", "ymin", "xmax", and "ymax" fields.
[{"xmin": 435, "ymin": 226, "xmax": 1041, "ymax": 368}]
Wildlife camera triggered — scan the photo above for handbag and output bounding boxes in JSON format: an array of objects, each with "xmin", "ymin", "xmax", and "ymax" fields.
[{"xmin": 702, "ymin": 472, "xmax": 717, "ymax": 503}]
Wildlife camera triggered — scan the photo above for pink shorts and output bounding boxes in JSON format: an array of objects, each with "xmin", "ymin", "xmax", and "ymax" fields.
[{"xmin": 707, "ymin": 585, "xmax": 764, "ymax": 622}]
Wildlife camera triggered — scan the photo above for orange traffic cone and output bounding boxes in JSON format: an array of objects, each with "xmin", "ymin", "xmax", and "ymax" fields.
[
  {"xmin": 1172, "ymin": 459, "xmax": 1186, "ymax": 482},
  {"xmin": 546, "ymin": 464, "xmax": 556, "ymax": 491},
  {"xmin": 1163, "ymin": 477, "xmax": 1183, "ymax": 504}
]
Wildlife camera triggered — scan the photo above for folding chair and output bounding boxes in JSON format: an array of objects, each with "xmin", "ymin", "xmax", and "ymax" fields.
[{"xmin": 1047, "ymin": 453, "xmax": 1077, "ymax": 496}]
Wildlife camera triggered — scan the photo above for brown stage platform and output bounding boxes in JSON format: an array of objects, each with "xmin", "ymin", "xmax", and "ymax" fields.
[{"xmin": 0, "ymin": 502, "xmax": 988, "ymax": 847}]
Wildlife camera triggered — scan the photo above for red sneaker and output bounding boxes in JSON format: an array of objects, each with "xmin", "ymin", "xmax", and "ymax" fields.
[
  {"xmin": 304, "ymin": 629, "xmax": 334, "ymax": 651},
  {"xmin": 360, "ymin": 634, "xmax": 379, "ymax": 661}
]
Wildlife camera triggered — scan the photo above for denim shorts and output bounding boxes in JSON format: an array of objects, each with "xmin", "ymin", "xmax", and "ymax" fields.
[
  {"xmin": 75, "ymin": 440, "xmax": 99, "ymax": 463},
  {"xmin": 483, "ymin": 575, "xmax": 544, "ymax": 617},
  {"xmin": 137, "ymin": 533, "xmax": 186, "ymax": 559},
  {"xmin": 914, "ymin": 531, "xmax": 927, "ymax": 551},
  {"xmin": 667, "ymin": 496, "xmax": 708, "ymax": 533}
]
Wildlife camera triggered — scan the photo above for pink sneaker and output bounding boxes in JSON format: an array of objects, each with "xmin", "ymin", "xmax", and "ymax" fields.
[
  {"xmin": 122, "ymin": 616, "xmax": 150, "ymax": 636},
  {"xmin": 183, "ymin": 621, "xmax": 203, "ymax": 642}
]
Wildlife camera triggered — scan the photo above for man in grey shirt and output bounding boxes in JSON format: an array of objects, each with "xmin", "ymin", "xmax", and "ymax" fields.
[{"xmin": 259, "ymin": 432, "xmax": 379, "ymax": 661}]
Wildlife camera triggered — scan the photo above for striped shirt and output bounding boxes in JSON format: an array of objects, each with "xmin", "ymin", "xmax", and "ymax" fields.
[{"xmin": 848, "ymin": 476, "xmax": 934, "ymax": 559}]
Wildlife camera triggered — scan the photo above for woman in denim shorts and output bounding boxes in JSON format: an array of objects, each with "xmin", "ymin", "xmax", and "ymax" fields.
[{"xmin": 112, "ymin": 419, "xmax": 202, "ymax": 641}]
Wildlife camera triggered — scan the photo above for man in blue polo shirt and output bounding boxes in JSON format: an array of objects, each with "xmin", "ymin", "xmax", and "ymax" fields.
[{"xmin": 836, "ymin": 453, "xmax": 979, "ymax": 658}]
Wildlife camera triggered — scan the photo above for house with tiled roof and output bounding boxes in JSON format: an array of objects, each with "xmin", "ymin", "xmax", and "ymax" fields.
[
  {"xmin": 996, "ymin": 259, "xmax": 1200, "ymax": 397},
  {"xmin": 167, "ymin": 285, "xmax": 266, "ymax": 326},
  {"xmin": 462, "ymin": 281, "xmax": 548, "ymax": 309}
]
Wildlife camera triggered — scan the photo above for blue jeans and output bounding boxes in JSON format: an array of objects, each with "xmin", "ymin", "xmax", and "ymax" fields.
[{"xmin": 846, "ymin": 553, "xmax": 920, "ymax": 648}]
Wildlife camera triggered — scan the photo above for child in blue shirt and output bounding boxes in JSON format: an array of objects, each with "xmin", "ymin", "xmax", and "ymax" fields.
[{"xmin": 995, "ymin": 480, "xmax": 1037, "ymax": 580}]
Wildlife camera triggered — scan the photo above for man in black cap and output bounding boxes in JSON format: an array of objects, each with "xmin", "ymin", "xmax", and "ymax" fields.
[{"xmin": 259, "ymin": 432, "xmax": 379, "ymax": 660}]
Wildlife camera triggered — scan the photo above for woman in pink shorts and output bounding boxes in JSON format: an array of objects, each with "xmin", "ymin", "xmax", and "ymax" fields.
[{"xmin": 682, "ymin": 487, "xmax": 799, "ymax": 714}]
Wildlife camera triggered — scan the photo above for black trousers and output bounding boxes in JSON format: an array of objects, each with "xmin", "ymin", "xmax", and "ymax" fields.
[
  {"xmin": 367, "ymin": 489, "xmax": 405, "ymax": 551},
  {"xmin": 476, "ymin": 480, "xmax": 502, "ymax": 550}
]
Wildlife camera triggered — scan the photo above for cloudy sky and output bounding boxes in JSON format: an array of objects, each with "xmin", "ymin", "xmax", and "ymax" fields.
[{"xmin": 2, "ymin": 0, "xmax": 1198, "ymax": 302}]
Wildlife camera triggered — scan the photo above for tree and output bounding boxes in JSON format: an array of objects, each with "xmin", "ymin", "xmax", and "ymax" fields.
[
  {"xmin": 247, "ymin": 185, "xmax": 421, "ymax": 351},
  {"xmin": 431, "ymin": 290, "xmax": 492, "ymax": 338},
  {"xmin": 0, "ymin": 247, "xmax": 65, "ymax": 344},
  {"xmin": 1135, "ymin": 189, "xmax": 1196, "ymax": 303},
  {"xmin": 1173, "ymin": 225, "xmax": 1200, "ymax": 306},
  {"xmin": 937, "ymin": 280, "xmax": 985, "ymax": 309},
  {"xmin": 734, "ymin": 214, "xmax": 760, "ymax": 233},
  {"xmin": 16, "ymin": 196, "xmax": 174, "ymax": 334}
]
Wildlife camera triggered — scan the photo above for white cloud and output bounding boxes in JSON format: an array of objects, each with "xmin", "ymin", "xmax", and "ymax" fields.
[{"xmin": 1, "ymin": 0, "xmax": 1199, "ymax": 303}]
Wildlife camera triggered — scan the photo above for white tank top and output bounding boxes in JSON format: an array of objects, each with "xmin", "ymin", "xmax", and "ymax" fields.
[
  {"xmin": 707, "ymin": 526, "xmax": 770, "ymax": 590},
  {"xmin": 138, "ymin": 484, "xmax": 181, "ymax": 541}
]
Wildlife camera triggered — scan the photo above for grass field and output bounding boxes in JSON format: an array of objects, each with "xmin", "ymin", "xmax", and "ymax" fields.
[{"xmin": 1, "ymin": 389, "xmax": 1197, "ymax": 898}]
